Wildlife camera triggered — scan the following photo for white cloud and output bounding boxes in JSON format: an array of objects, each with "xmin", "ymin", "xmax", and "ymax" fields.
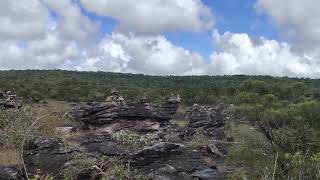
[
  {"xmin": 0, "ymin": 0, "xmax": 49, "ymax": 41},
  {"xmin": 0, "ymin": 0, "xmax": 98, "ymax": 69},
  {"xmin": 43, "ymin": 0, "xmax": 100, "ymax": 45},
  {"xmin": 75, "ymin": 33, "xmax": 206, "ymax": 75},
  {"xmin": 256, "ymin": 0, "xmax": 320, "ymax": 55},
  {"xmin": 1, "ymin": 0, "xmax": 320, "ymax": 78},
  {"xmin": 80, "ymin": 0, "xmax": 214, "ymax": 34},
  {"xmin": 208, "ymin": 30, "xmax": 320, "ymax": 77},
  {"xmin": 0, "ymin": 32, "xmax": 80, "ymax": 70}
]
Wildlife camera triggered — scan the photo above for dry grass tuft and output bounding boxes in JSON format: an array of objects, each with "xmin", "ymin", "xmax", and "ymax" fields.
[
  {"xmin": 170, "ymin": 119, "xmax": 190, "ymax": 128},
  {"xmin": 0, "ymin": 150, "xmax": 21, "ymax": 165}
]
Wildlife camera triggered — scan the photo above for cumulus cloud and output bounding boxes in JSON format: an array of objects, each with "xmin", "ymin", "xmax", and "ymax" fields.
[
  {"xmin": 1, "ymin": 0, "xmax": 320, "ymax": 78},
  {"xmin": 0, "ymin": 0, "xmax": 98, "ymax": 69},
  {"xmin": 43, "ymin": 0, "xmax": 100, "ymax": 45},
  {"xmin": 208, "ymin": 30, "xmax": 320, "ymax": 77},
  {"xmin": 0, "ymin": 32, "xmax": 80, "ymax": 70},
  {"xmin": 0, "ymin": 1, "xmax": 205, "ymax": 74},
  {"xmin": 256, "ymin": 0, "xmax": 320, "ymax": 55},
  {"xmin": 75, "ymin": 33, "xmax": 206, "ymax": 75},
  {"xmin": 0, "ymin": 0, "xmax": 49, "ymax": 41},
  {"xmin": 80, "ymin": 0, "xmax": 214, "ymax": 34}
]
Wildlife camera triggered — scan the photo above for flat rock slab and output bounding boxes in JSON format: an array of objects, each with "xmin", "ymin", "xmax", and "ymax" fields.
[{"xmin": 23, "ymin": 137, "xmax": 76, "ymax": 179}]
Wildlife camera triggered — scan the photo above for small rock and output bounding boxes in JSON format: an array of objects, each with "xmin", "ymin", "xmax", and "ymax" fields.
[
  {"xmin": 56, "ymin": 126, "xmax": 73, "ymax": 134},
  {"xmin": 206, "ymin": 144, "xmax": 223, "ymax": 157}
]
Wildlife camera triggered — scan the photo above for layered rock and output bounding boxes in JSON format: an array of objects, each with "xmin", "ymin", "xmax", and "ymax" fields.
[
  {"xmin": 22, "ymin": 92, "xmax": 233, "ymax": 179},
  {"xmin": 127, "ymin": 142, "xmax": 185, "ymax": 166},
  {"xmin": 71, "ymin": 96, "xmax": 181, "ymax": 127},
  {"xmin": 186, "ymin": 104, "xmax": 230, "ymax": 139}
]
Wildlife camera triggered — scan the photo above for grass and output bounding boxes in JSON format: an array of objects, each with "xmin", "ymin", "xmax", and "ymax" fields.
[
  {"xmin": 0, "ymin": 150, "xmax": 21, "ymax": 165},
  {"xmin": 63, "ymin": 155, "xmax": 148, "ymax": 180},
  {"xmin": 170, "ymin": 119, "xmax": 190, "ymax": 128},
  {"xmin": 111, "ymin": 130, "xmax": 153, "ymax": 148},
  {"xmin": 225, "ymin": 121, "xmax": 273, "ymax": 179},
  {"xmin": 0, "ymin": 100, "xmax": 74, "ymax": 167},
  {"xmin": 225, "ymin": 121, "xmax": 268, "ymax": 148},
  {"xmin": 189, "ymin": 132, "xmax": 212, "ymax": 147}
]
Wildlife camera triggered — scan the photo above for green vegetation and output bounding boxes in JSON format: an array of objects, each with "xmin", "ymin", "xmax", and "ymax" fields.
[
  {"xmin": 0, "ymin": 100, "xmax": 72, "ymax": 168},
  {"xmin": 111, "ymin": 130, "xmax": 153, "ymax": 148},
  {"xmin": 1, "ymin": 70, "xmax": 320, "ymax": 105},
  {"xmin": 63, "ymin": 155, "xmax": 147, "ymax": 180},
  {"xmin": 227, "ymin": 81, "xmax": 320, "ymax": 179},
  {"xmin": 1, "ymin": 70, "xmax": 320, "ymax": 179}
]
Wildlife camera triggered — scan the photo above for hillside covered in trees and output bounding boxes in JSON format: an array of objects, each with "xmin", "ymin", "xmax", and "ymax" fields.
[
  {"xmin": 1, "ymin": 70, "xmax": 320, "ymax": 179},
  {"xmin": 1, "ymin": 70, "xmax": 320, "ymax": 105}
]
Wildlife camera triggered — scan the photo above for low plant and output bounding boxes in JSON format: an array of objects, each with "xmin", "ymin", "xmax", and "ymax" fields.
[
  {"xmin": 63, "ymin": 155, "xmax": 148, "ymax": 180},
  {"xmin": 111, "ymin": 130, "xmax": 152, "ymax": 148}
]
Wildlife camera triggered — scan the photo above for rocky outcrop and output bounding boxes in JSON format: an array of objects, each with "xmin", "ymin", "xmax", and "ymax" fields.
[
  {"xmin": 23, "ymin": 137, "xmax": 76, "ymax": 179},
  {"xmin": 159, "ymin": 95, "xmax": 181, "ymax": 116},
  {"xmin": 23, "ymin": 97, "xmax": 233, "ymax": 179},
  {"xmin": 0, "ymin": 90, "xmax": 22, "ymax": 109},
  {"xmin": 23, "ymin": 137, "xmax": 187, "ymax": 179},
  {"xmin": 186, "ymin": 104, "xmax": 230, "ymax": 139},
  {"xmin": 71, "ymin": 96, "xmax": 181, "ymax": 127}
]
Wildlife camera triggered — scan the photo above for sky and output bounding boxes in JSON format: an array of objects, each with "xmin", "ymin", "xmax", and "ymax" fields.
[{"xmin": 1, "ymin": 0, "xmax": 320, "ymax": 77}]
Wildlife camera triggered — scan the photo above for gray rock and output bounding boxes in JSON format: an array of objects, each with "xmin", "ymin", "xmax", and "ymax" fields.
[
  {"xmin": 70, "ymin": 133, "xmax": 129, "ymax": 156},
  {"xmin": 0, "ymin": 165, "xmax": 24, "ymax": 180},
  {"xmin": 71, "ymin": 96, "xmax": 180, "ymax": 127},
  {"xmin": 128, "ymin": 142, "xmax": 185, "ymax": 166},
  {"xmin": 186, "ymin": 104, "xmax": 230, "ymax": 139},
  {"xmin": 191, "ymin": 168, "xmax": 226, "ymax": 180},
  {"xmin": 150, "ymin": 165, "xmax": 191, "ymax": 180},
  {"xmin": 23, "ymin": 137, "xmax": 76, "ymax": 179},
  {"xmin": 157, "ymin": 165, "xmax": 177, "ymax": 174},
  {"xmin": 206, "ymin": 144, "xmax": 223, "ymax": 157}
]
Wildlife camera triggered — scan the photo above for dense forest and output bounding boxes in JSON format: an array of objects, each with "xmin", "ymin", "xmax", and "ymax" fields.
[{"xmin": 1, "ymin": 70, "xmax": 320, "ymax": 179}]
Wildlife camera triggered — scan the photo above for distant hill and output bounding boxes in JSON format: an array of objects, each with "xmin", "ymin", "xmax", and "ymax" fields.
[{"xmin": 0, "ymin": 70, "xmax": 319, "ymax": 105}]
